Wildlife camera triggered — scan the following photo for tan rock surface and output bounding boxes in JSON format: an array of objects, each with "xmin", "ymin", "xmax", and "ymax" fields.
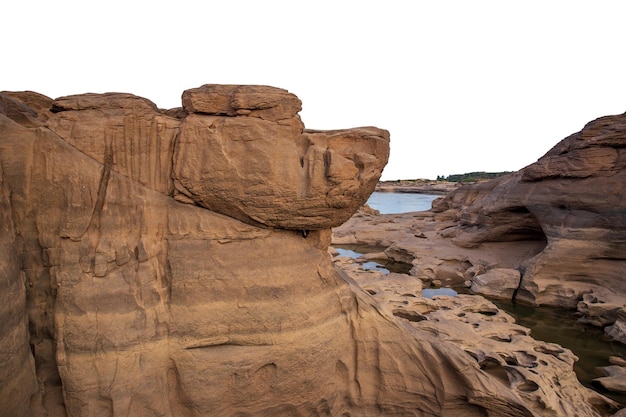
[
  {"xmin": 0, "ymin": 85, "xmax": 617, "ymax": 417},
  {"xmin": 335, "ymin": 111, "xmax": 626, "ymax": 342},
  {"xmin": 173, "ymin": 84, "xmax": 389, "ymax": 230},
  {"xmin": 333, "ymin": 256, "xmax": 616, "ymax": 416},
  {"xmin": 0, "ymin": 117, "xmax": 42, "ymax": 417},
  {"xmin": 595, "ymin": 366, "xmax": 626, "ymax": 394},
  {"xmin": 471, "ymin": 268, "xmax": 521, "ymax": 300},
  {"xmin": 431, "ymin": 113, "xmax": 626, "ymax": 310}
]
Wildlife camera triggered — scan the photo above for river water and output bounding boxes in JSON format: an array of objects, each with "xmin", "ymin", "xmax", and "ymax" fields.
[
  {"xmin": 367, "ymin": 191, "xmax": 439, "ymax": 213},
  {"xmin": 338, "ymin": 191, "xmax": 626, "ymax": 406}
]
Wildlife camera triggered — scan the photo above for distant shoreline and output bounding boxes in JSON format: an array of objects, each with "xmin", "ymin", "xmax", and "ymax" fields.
[{"xmin": 375, "ymin": 179, "xmax": 459, "ymax": 195}]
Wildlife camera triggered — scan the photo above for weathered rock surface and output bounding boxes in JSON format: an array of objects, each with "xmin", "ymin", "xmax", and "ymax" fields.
[
  {"xmin": 173, "ymin": 84, "xmax": 389, "ymax": 229},
  {"xmin": 333, "ymin": 256, "xmax": 616, "ymax": 416},
  {"xmin": 432, "ymin": 113, "xmax": 626, "ymax": 310},
  {"xmin": 332, "ymin": 111, "xmax": 626, "ymax": 413},
  {"xmin": 595, "ymin": 366, "xmax": 626, "ymax": 394},
  {"xmin": 335, "ymin": 111, "xmax": 626, "ymax": 344},
  {"xmin": 3, "ymin": 85, "xmax": 614, "ymax": 417},
  {"xmin": 606, "ymin": 310, "xmax": 626, "ymax": 344}
]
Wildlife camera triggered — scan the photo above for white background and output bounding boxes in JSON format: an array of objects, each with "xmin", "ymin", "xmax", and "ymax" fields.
[{"xmin": 4, "ymin": 0, "xmax": 626, "ymax": 180}]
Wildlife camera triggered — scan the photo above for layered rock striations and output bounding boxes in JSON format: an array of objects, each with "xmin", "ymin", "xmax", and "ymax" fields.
[{"xmin": 0, "ymin": 85, "xmax": 614, "ymax": 417}]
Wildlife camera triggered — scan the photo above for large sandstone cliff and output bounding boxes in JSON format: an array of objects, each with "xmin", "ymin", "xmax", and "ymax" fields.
[{"xmin": 0, "ymin": 85, "xmax": 612, "ymax": 417}]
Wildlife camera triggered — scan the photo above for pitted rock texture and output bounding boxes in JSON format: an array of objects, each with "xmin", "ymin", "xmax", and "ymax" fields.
[
  {"xmin": 332, "ymin": 255, "xmax": 616, "ymax": 417},
  {"xmin": 0, "ymin": 86, "xmax": 615, "ymax": 417}
]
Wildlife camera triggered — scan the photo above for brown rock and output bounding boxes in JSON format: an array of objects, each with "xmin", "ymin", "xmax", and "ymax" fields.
[
  {"xmin": 471, "ymin": 268, "xmax": 521, "ymax": 300},
  {"xmin": 2, "ymin": 90, "xmax": 54, "ymax": 122},
  {"xmin": 333, "ymin": 253, "xmax": 616, "ymax": 416},
  {"xmin": 0, "ymin": 91, "xmax": 47, "ymax": 128},
  {"xmin": 0, "ymin": 129, "xmax": 42, "ymax": 417},
  {"xmin": 45, "ymin": 92, "xmax": 181, "ymax": 195},
  {"xmin": 181, "ymin": 84, "xmax": 302, "ymax": 122},
  {"xmin": 610, "ymin": 356, "xmax": 626, "ymax": 367},
  {"xmin": 594, "ymin": 366, "xmax": 626, "ymax": 393},
  {"xmin": 5, "ymin": 85, "xmax": 604, "ymax": 417},
  {"xmin": 606, "ymin": 311, "xmax": 626, "ymax": 344},
  {"xmin": 432, "ymin": 112, "xmax": 626, "ymax": 310},
  {"xmin": 173, "ymin": 85, "xmax": 389, "ymax": 229}
]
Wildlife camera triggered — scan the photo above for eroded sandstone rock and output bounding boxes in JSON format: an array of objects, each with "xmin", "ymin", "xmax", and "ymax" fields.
[
  {"xmin": 595, "ymin": 366, "xmax": 626, "ymax": 394},
  {"xmin": 333, "ymin": 255, "xmax": 616, "ymax": 416},
  {"xmin": 431, "ymin": 112, "xmax": 626, "ymax": 313},
  {"xmin": 0, "ymin": 126, "xmax": 42, "ymax": 417},
  {"xmin": 4, "ymin": 85, "xmax": 606, "ymax": 417},
  {"xmin": 333, "ymin": 113, "xmax": 626, "ymax": 352},
  {"xmin": 174, "ymin": 85, "xmax": 389, "ymax": 229},
  {"xmin": 471, "ymin": 268, "xmax": 521, "ymax": 300}
]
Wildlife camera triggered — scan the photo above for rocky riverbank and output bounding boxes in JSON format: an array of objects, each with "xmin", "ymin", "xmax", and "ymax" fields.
[
  {"xmin": 332, "ymin": 110, "xmax": 626, "ymax": 415},
  {"xmin": 375, "ymin": 179, "xmax": 460, "ymax": 195},
  {"xmin": 332, "ymin": 206, "xmax": 626, "ymax": 411}
]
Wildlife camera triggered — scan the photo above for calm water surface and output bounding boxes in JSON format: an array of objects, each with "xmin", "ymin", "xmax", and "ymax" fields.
[{"xmin": 367, "ymin": 191, "xmax": 439, "ymax": 213}]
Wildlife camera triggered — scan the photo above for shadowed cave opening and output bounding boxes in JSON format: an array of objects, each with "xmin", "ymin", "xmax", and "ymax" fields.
[{"xmin": 487, "ymin": 205, "xmax": 549, "ymax": 245}]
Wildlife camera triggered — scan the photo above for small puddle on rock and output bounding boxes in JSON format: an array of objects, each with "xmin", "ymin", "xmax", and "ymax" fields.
[
  {"xmin": 334, "ymin": 245, "xmax": 412, "ymax": 275},
  {"xmin": 422, "ymin": 287, "xmax": 458, "ymax": 298},
  {"xmin": 333, "ymin": 245, "xmax": 459, "ymax": 299}
]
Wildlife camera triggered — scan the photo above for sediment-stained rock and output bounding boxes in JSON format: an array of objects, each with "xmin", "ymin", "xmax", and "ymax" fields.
[{"xmin": 0, "ymin": 86, "xmax": 615, "ymax": 417}]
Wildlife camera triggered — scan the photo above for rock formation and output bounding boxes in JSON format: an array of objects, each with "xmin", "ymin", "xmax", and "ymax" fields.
[
  {"xmin": 430, "ymin": 113, "xmax": 626, "ymax": 334},
  {"xmin": 0, "ymin": 85, "xmax": 616, "ymax": 417},
  {"xmin": 335, "ymin": 112, "xmax": 626, "ymax": 340},
  {"xmin": 333, "ymin": 256, "xmax": 617, "ymax": 416},
  {"xmin": 333, "ymin": 111, "xmax": 626, "ymax": 413}
]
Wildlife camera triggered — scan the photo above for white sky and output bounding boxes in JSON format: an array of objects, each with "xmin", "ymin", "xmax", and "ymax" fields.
[{"xmin": 3, "ymin": 1, "xmax": 626, "ymax": 180}]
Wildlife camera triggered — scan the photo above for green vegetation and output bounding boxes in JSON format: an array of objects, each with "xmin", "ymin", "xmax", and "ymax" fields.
[{"xmin": 437, "ymin": 171, "xmax": 512, "ymax": 183}]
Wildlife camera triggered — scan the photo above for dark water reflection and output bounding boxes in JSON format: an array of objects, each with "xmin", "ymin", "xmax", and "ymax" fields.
[
  {"xmin": 492, "ymin": 300, "xmax": 626, "ymax": 406},
  {"xmin": 334, "ymin": 246, "xmax": 412, "ymax": 275}
]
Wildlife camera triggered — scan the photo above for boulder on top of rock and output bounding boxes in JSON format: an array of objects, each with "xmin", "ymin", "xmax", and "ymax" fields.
[{"xmin": 173, "ymin": 85, "xmax": 389, "ymax": 230}]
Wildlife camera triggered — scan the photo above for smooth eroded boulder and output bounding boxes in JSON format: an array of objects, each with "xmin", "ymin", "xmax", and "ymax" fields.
[
  {"xmin": 173, "ymin": 85, "xmax": 389, "ymax": 229},
  {"xmin": 433, "ymin": 112, "xmax": 626, "ymax": 309}
]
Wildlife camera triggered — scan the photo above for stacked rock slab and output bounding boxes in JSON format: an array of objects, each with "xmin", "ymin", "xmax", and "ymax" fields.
[
  {"xmin": 0, "ymin": 86, "xmax": 612, "ymax": 416},
  {"xmin": 173, "ymin": 84, "xmax": 390, "ymax": 229}
]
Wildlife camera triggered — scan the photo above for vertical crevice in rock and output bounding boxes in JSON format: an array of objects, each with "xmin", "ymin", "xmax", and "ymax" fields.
[
  {"xmin": 323, "ymin": 148, "xmax": 332, "ymax": 183},
  {"xmin": 91, "ymin": 133, "xmax": 114, "ymax": 228},
  {"xmin": 512, "ymin": 266, "xmax": 526, "ymax": 304},
  {"xmin": 80, "ymin": 133, "xmax": 113, "ymax": 274}
]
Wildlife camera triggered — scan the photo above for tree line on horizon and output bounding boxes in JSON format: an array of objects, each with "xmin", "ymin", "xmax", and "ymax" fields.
[{"xmin": 436, "ymin": 171, "xmax": 512, "ymax": 182}]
